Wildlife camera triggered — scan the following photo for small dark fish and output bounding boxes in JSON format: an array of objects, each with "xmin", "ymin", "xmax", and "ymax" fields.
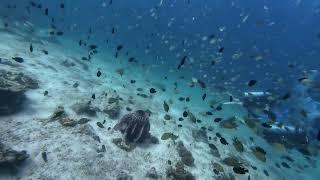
[
  {"xmin": 82, "ymin": 57, "xmax": 88, "ymax": 61},
  {"xmin": 218, "ymin": 47, "xmax": 224, "ymax": 53},
  {"xmin": 41, "ymin": 50, "xmax": 48, "ymax": 55},
  {"xmin": 317, "ymin": 130, "xmax": 320, "ymax": 141},
  {"xmin": 178, "ymin": 97, "xmax": 185, "ymax": 101},
  {"xmin": 233, "ymin": 166, "xmax": 248, "ymax": 174},
  {"xmin": 198, "ymin": 80, "xmax": 206, "ymax": 88},
  {"xmin": 247, "ymin": 80, "xmax": 257, "ymax": 87},
  {"xmin": 89, "ymin": 45, "xmax": 97, "ymax": 50},
  {"xmin": 214, "ymin": 118, "xmax": 222, "ymax": 123},
  {"xmin": 281, "ymin": 92, "xmax": 291, "ymax": 100},
  {"xmin": 73, "ymin": 82, "xmax": 79, "ymax": 88},
  {"xmin": 220, "ymin": 137, "xmax": 228, "ymax": 145},
  {"xmin": 298, "ymin": 77, "xmax": 308, "ymax": 82},
  {"xmin": 186, "ymin": 97, "xmax": 190, "ymax": 102},
  {"xmin": 130, "ymin": 80, "xmax": 136, "ymax": 84},
  {"xmin": 206, "ymin": 111, "xmax": 213, "ymax": 115},
  {"xmin": 229, "ymin": 96, "xmax": 233, "ymax": 102},
  {"xmin": 29, "ymin": 44, "xmax": 33, "ymax": 52},
  {"xmin": 202, "ymin": 93, "xmax": 207, "ymax": 101},
  {"xmin": 209, "ymin": 34, "xmax": 215, "ymax": 39},
  {"xmin": 128, "ymin": 57, "xmax": 135, "ymax": 62},
  {"xmin": 261, "ymin": 122, "xmax": 272, "ymax": 128},
  {"xmin": 117, "ymin": 45, "xmax": 123, "ymax": 51},
  {"xmin": 41, "ymin": 152, "xmax": 47, "ymax": 162},
  {"xmin": 281, "ymin": 162, "xmax": 291, "ymax": 169},
  {"xmin": 183, "ymin": 111, "xmax": 188, "ymax": 117},
  {"xmin": 79, "ymin": 40, "xmax": 82, "ymax": 46},
  {"xmin": 45, "ymin": 8, "xmax": 48, "ymax": 15},
  {"xmin": 177, "ymin": 56, "xmax": 187, "ymax": 69},
  {"xmin": 97, "ymin": 122, "xmax": 104, "ymax": 128},
  {"xmin": 97, "ymin": 70, "xmax": 102, "ymax": 77},
  {"xmin": 111, "ymin": 27, "xmax": 115, "ymax": 34},
  {"xmin": 60, "ymin": 3, "xmax": 65, "ymax": 8},
  {"xmin": 115, "ymin": 52, "xmax": 118, "ymax": 58},
  {"xmin": 267, "ymin": 111, "xmax": 277, "ymax": 122},
  {"xmin": 149, "ymin": 88, "xmax": 157, "ymax": 94},
  {"xmin": 30, "ymin": 1, "xmax": 36, "ymax": 7},
  {"xmin": 92, "ymin": 94, "xmax": 96, "ymax": 99},
  {"xmin": 44, "ymin": 91, "xmax": 48, "ymax": 96},
  {"xmin": 12, "ymin": 57, "xmax": 24, "ymax": 63},
  {"xmin": 216, "ymin": 133, "xmax": 222, "ymax": 138},
  {"xmin": 163, "ymin": 101, "xmax": 169, "ymax": 112},
  {"xmin": 49, "ymin": 31, "xmax": 55, "ymax": 35},
  {"xmin": 56, "ymin": 31, "xmax": 63, "ymax": 36},
  {"xmin": 216, "ymin": 105, "xmax": 222, "ymax": 111}
]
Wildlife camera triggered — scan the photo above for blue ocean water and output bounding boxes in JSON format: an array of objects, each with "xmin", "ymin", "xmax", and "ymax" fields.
[{"xmin": 0, "ymin": 0, "xmax": 320, "ymax": 179}]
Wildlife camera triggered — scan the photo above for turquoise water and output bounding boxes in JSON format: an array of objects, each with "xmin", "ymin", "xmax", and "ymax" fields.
[{"xmin": 0, "ymin": 1, "xmax": 320, "ymax": 179}]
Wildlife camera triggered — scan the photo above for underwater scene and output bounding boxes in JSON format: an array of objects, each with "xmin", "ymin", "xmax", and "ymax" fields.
[{"xmin": 0, "ymin": 0, "xmax": 320, "ymax": 179}]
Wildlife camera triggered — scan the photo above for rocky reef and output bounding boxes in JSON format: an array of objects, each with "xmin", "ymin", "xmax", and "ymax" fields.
[
  {"xmin": 0, "ymin": 142, "xmax": 29, "ymax": 173},
  {"xmin": 0, "ymin": 69, "xmax": 38, "ymax": 115},
  {"xmin": 166, "ymin": 161, "xmax": 195, "ymax": 180},
  {"xmin": 176, "ymin": 141, "xmax": 195, "ymax": 166}
]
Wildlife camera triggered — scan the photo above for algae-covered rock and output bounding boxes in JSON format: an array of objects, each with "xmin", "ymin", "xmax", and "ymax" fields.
[
  {"xmin": 112, "ymin": 138, "xmax": 136, "ymax": 152},
  {"xmin": 192, "ymin": 129, "xmax": 208, "ymax": 143},
  {"xmin": 71, "ymin": 101, "xmax": 99, "ymax": 117},
  {"xmin": 146, "ymin": 167, "xmax": 159, "ymax": 179},
  {"xmin": 176, "ymin": 141, "xmax": 194, "ymax": 166},
  {"xmin": 166, "ymin": 161, "xmax": 196, "ymax": 180},
  {"xmin": 59, "ymin": 118, "xmax": 77, "ymax": 127},
  {"xmin": 0, "ymin": 142, "xmax": 29, "ymax": 172}
]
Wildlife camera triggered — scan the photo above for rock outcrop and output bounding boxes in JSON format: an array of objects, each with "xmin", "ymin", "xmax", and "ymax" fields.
[
  {"xmin": 103, "ymin": 97, "xmax": 121, "ymax": 119},
  {"xmin": 0, "ymin": 142, "xmax": 29, "ymax": 173},
  {"xmin": 0, "ymin": 70, "xmax": 38, "ymax": 115},
  {"xmin": 71, "ymin": 101, "xmax": 99, "ymax": 117}
]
